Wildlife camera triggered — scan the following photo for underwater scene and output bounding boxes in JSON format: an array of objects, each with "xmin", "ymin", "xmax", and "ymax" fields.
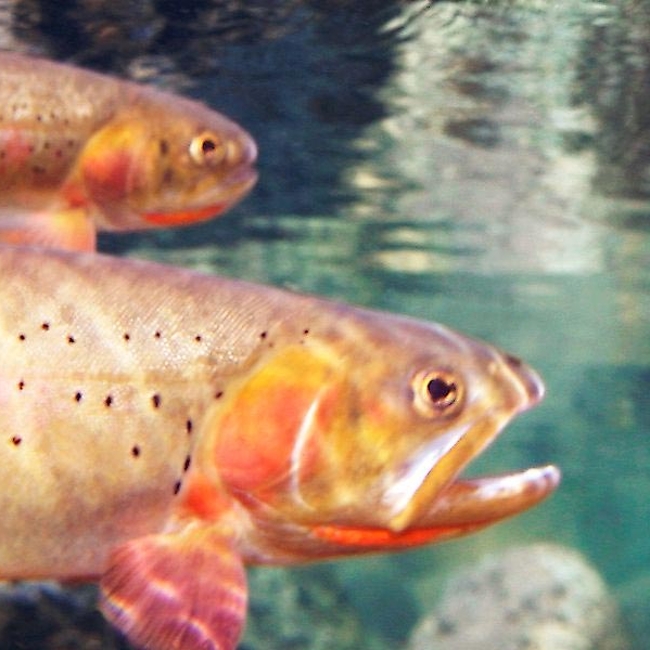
[{"xmin": 0, "ymin": 1, "xmax": 647, "ymax": 649}]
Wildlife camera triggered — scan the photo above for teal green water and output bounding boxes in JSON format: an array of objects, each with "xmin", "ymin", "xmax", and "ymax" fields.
[{"xmin": 16, "ymin": 0, "xmax": 649, "ymax": 647}]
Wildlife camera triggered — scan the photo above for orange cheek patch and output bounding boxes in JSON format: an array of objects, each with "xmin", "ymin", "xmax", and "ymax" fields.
[
  {"xmin": 215, "ymin": 385, "xmax": 319, "ymax": 494},
  {"xmin": 213, "ymin": 347, "xmax": 336, "ymax": 496},
  {"xmin": 82, "ymin": 149, "xmax": 132, "ymax": 203}
]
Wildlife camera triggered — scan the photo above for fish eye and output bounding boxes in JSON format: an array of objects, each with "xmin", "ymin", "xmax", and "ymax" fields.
[
  {"xmin": 189, "ymin": 131, "xmax": 226, "ymax": 166},
  {"xmin": 412, "ymin": 370, "xmax": 462, "ymax": 417}
]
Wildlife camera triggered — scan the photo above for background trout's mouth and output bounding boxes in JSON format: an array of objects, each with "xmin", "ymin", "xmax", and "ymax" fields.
[{"xmin": 143, "ymin": 168, "xmax": 258, "ymax": 226}]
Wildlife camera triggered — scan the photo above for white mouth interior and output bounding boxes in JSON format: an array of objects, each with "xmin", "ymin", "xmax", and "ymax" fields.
[{"xmin": 380, "ymin": 422, "xmax": 473, "ymax": 519}]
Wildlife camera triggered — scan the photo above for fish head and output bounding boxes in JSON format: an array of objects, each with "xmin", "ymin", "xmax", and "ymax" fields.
[
  {"xmin": 77, "ymin": 90, "xmax": 257, "ymax": 230},
  {"xmin": 204, "ymin": 308, "xmax": 559, "ymax": 560}
]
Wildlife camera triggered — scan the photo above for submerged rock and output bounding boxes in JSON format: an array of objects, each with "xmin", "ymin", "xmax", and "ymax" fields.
[{"xmin": 408, "ymin": 544, "xmax": 630, "ymax": 650}]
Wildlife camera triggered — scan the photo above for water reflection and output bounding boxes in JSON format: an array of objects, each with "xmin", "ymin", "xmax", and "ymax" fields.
[
  {"xmin": 577, "ymin": 0, "xmax": 650, "ymax": 198},
  {"xmin": 344, "ymin": 2, "xmax": 608, "ymax": 277}
]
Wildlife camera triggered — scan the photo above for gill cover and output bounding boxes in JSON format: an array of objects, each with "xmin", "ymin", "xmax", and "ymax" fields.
[{"xmin": 209, "ymin": 342, "xmax": 469, "ymax": 531}]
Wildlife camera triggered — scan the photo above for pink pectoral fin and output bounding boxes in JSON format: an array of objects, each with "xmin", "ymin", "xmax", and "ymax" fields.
[
  {"xmin": 100, "ymin": 528, "xmax": 247, "ymax": 650},
  {"xmin": 0, "ymin": 209, "xmax": 97, "ymax": 251}
]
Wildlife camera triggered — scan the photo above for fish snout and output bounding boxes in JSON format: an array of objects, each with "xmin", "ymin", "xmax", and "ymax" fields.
[
  {"xmin": 500, "ymin": 352, "xmax": 545, "ymax": 410},
  {"xmin": 226, "ymin": 129, "xmax": 258, "ymax": 170}
]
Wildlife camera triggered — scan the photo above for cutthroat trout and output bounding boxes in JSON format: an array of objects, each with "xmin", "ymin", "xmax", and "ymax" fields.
[
  {"xmin": 0, "ymin": 247, "xmax": 560, "ymax": 650},
  {"xmin": 0, "ymin": 53, "xmax": 257, "ymax": 251}
]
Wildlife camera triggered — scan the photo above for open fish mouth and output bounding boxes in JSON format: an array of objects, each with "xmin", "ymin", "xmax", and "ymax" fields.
[
  {"xmin": 411, "ymin": 464, "xmax": 561, "ymax": 530},
  {"xmin": 385, "ymin": 354, "xmax": 560, "ymax": 534}
]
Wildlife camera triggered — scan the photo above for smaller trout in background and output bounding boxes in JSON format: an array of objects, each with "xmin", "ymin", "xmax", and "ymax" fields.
[{"xmin": 0, "ymin": 52, "xmax": 257, "ymax": 251}]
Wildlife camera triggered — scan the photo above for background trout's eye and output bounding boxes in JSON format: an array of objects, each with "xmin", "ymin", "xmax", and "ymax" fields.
[
  {"xmin": 189, "ymin": 131, "xmax": 226, "ymax": 166},
  {"xmin": 412, "ymin": 370, "xmax": 462, "ymax": 417}
]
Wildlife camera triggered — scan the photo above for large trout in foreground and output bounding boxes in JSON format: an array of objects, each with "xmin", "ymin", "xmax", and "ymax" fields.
[
  {"xmin": 0, "ymin": 247, "xmax": 560, "ymax": 650},
  {"xmin": 0, "ymin": 53, "xmax": 257, "ymax": 251}
]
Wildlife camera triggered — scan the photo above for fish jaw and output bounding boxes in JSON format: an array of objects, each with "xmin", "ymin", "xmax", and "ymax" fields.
[
  {"xmin": 411, "ymin": 465, "xmax": 561, "ymax": 529},
  {"xmin": 140, "ymin": 165, "xmax": 258, "ymax": 227},
  {"xmin": 307, "ymin": 466, "xmax": 560, "ymax": 553}
]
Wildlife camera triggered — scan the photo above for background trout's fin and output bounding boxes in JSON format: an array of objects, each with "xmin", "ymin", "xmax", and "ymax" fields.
[
  {"xmin": 0, "ymin": 209, "xmax": 96, "ymax": 251},
  {"xmin": 100, "ymin": 527, "xmax": 247, "ymax": 650}
]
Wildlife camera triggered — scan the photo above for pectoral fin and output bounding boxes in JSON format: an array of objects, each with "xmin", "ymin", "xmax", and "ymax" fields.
[
  {"xmin": 100, "ymin": 527, "xmax": 247, "ymax": 650},
  {"xmin": 0, "ymin": 209, "xmax": 96, "ymax": 251}
]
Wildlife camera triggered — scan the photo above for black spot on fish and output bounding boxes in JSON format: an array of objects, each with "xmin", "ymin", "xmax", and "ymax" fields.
[
  {"xmin": 123, "ymin": 333, "xmax": 131, "ymax": 341},
  {"xmin": 183, "ymin": 456, "xmax": 191, "ymax": 472},
  {"xmin": 151, "ymin": 394, "xmax": 161, "ymax": 409},
  {"xmin": 159, "ymin": 139, "xmax": 169, "ymax": 156},
  {"xmin": 41, "ymin": 322, "xmax": 50, "ymax": 331},
  {"xmin": 194, "ymin": 335, "xmax": 202, "ymax": 343},
  {"xmin": 104, "ymin": 395, "xmax": 113, "ymax": 407},
  {"xmin": 18, "ymin": 334, "xmax": 25, "ymax": 341},
  {"xmin": 154, "ymin": 330, "xmax": 162, "ymax": 339},
  {"xmin": 11, "ymin": 436, "xmax": 22, "ymax": 446},
  {"xmin": 303, "ymin": 328, "xmax": 310, "ymax": 335},
  {"xmin": 67, "ymin": 335, "xmax": 76, "ymax": 344},
  {"xmin": 131, "ymin": 445, "xmax": 140, "ymax": 457},
  {"xmin": 74, "ymin": 391, "xmax": 83, "ymax": 402},
  {"xmin": 214, "ymin": 390, "xmax": 224, "ymax": 400},
  {"xmin": 17, "ymin": 380, "xmax": 25, "ymax": 390},
  {"xmin": 173, "ymin": 481, "xmax": 182, "ymax": 495},
  {"xmin": 260, "ymin": 331, "xmax": 268, "ymax": 340},
  {"xmin": 186, "ymin": 419, "xmax": 193, "ymax": 434}
]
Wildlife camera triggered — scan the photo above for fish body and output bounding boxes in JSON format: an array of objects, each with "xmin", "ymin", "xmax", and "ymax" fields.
[
  {"xmin": 0, "ymin": 53, "xmax": 257, "ymax": 251},
  {"xmin": 0, "ymin": 247, "xmax": 559, "ymax": 650}
]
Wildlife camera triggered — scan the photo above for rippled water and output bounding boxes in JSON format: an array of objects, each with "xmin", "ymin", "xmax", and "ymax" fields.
[{"xmin": 4, "ymin": 0, "xmax": 650, "ymax": 648}]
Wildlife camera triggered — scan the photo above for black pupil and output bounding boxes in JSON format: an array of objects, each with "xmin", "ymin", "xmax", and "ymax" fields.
[
  {"xmin": 201, "ymin": 139, "xmax": 216, "ymax": 153},
  {"xmin": 427, "ymin": 377, "xmax": 456, "ymax": 403}
]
